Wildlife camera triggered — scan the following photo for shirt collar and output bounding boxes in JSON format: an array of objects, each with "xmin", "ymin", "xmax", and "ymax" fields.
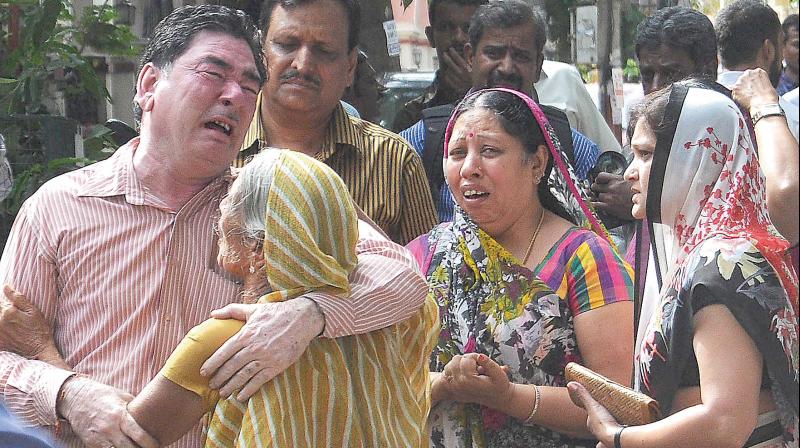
[
  {"xmin": 240, "ymin": 91, "xmax": 365, "ymax": 159},
  {"xmin": 717, "ymin": 70, "xmax": 744, "ymax": 89},
  {"xmin": 77, "ymin": 138, "xmax": 142, "ymax": 202},
  {"xmin": 77, "ymin": 137, "xmax": 232, "ymax": 210}
]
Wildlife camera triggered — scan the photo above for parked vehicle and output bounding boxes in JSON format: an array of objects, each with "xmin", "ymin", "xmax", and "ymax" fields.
[{"xmin": 378, "ymin": 71, "xmax": 435, "ymax": 130}]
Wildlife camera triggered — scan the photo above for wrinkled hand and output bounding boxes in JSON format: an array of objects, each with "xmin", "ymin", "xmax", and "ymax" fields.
[
  {"xmin": 439, "ymin": 47, "xmax": 471, "ymax": 98},
  {"xmin": 731, "ymin": 68, "xmax": 780, "ymax": 112},
  {"xmin": 439, "ymin": 353, "xmax": 511, "ymax": 408},
  {"xmin": 58, "ymin": 376, "xmax": 159, "ymax": 448},
  {"xmin": 201, "ymin": 298, "xmax": 324, "ymax": 401},
  {"xmin": 567, "ymin": 382, "xmax": 620, "ymax": 448},
  {"xmin": 591, "ymin": 173, "xmax": 635, "ymax": 221},
  {"xmin": 0, "ymin": 284, "xmax": 64, "ymax": 367}
]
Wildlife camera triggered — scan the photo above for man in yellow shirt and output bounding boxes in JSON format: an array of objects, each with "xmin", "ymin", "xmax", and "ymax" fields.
[{"xmin": 237, "ymin": 0, "xmax": 437, "ymax": 245}]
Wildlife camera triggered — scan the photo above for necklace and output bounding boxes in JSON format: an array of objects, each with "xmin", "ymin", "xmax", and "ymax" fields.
[{"xmin": 522, "ymin": 210, "xmax": 546, "ymax": 265}]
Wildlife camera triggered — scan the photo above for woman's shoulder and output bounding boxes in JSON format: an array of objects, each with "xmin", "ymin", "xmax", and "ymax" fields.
[{"xmin": 547, "ymin": 226, "xmax": 615, "ymax": 259}]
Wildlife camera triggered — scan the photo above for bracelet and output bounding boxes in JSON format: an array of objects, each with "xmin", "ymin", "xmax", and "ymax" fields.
[
  {"xmin": 751, "ymin": 103, "xmax": 785, "ymax": 126},
  {"xmin": 614, "ymin": 425, "xmax": 628, "ymax": 448},
  {"xmin": 522, "ymin": 384, "xmax": 541, "ymax": 424}
]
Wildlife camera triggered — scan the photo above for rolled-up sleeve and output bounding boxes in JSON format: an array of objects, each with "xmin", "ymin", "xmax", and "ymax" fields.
[{"xmin": 305, "ymin": 225, "xmax": 429, "ymax": 338}]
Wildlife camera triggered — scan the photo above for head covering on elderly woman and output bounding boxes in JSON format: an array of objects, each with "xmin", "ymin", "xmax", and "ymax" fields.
[
  {"xmin": 634, "ymin": 81, "xmax": 798, "ymax": 443},
  {"xmin": 229, "ymin": 149, "xmax": 359, "ymax": 300}
]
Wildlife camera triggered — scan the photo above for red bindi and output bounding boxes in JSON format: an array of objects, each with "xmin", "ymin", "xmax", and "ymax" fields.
[{"xmin": 468, "ymin": 131, "xmax": 475, "ymax": 138}]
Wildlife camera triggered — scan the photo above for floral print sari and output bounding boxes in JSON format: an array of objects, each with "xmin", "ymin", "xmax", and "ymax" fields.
[{"xmin": 637, "ymin": 83, "xmax": 799, "ymax": 446}]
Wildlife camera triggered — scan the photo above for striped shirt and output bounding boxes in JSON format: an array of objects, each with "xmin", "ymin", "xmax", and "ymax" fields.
[
  {"xmin": 237, "ymin": 93, "xmax": 438, "ymax": 245},
  {"xmin": 400, "ymin": 119, "xmax": 601, "ymax": 222},
  {"xmin": 0, "ymin": 140, "xmax": 430, "ymax": 447}
]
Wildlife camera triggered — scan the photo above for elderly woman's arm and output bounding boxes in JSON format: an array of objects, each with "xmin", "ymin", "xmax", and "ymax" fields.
[
  {"xmin": 571, "ymin": 304, "xmax": 764, "ymax": 448},
  {"xmin": 127, "ymin": 318, "xmax": 245, "ymax": 446},
  {"xmin": 0, "ymin": 285, "xmax": 70, "ymax": 370}
]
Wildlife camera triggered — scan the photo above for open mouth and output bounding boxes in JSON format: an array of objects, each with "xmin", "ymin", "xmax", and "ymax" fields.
[
  {"xmin": 464, "ymin": 190, "xmax": 489, "ymax": 199},
  {"xmin": 205, "ymin": 120, "xmax": 232, "ymax": 136}
]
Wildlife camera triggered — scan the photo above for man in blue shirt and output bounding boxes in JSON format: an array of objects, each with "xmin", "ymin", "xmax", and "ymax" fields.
[{"xmin": 400, "ymin": 0, "xmax": 600, "ymax": 222}]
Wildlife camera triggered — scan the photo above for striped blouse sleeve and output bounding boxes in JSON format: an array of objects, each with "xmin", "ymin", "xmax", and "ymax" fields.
[{"xmin": 564, "ymin": 233, "xmax": 634, "ymax": 316}]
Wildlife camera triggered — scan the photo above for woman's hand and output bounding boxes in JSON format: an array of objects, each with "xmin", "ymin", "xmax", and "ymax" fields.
[
  {"xmin": 0, "ymin": 284, "xmax": 68, "ymax": 369},
  {"xmin": 567, "ymin": 382, "xmax": 620, "ymax": 448},
  {"xmin": 439, "ymin": 353, "xmax": 512, "ymax": 408}
]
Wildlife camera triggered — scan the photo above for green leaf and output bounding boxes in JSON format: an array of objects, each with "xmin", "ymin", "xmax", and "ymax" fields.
[{"xmin": 0, "ymin": 78, "xmax": 17, "ymax": 84}]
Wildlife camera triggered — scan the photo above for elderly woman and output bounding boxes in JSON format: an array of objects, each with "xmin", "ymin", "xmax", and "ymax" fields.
[
  {"xmin": 570, "ymin": 80, "xmax": 799, "ymax": 447},
  {"xmin": 407, "ymin": 88, "xmax": 634, "ymax": 448}
]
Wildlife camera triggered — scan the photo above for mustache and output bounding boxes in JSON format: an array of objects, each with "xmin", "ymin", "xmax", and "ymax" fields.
[
  {"xmin": 279, "ymin": 69, "xmax": 321, "ymax": 87},
  {"xmin": 487, "ymin": 71, "xmax": 523, "ymax": 90}
]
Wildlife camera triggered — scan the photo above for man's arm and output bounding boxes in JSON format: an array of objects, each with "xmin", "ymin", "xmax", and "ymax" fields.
[
  {"xmin": 0, "ymin": 200, "xmax": 75, "ymax": 427},
  {"xmin": 0, "ymin": 197, "xmax": 156, "ymax": 448},
  {"xmin": 199, "ymin": 219, "xmax": 430, "ymax": 401},
  {"xmin": 732, "ymin": 69, "xmax": 799, "ymax": 245}
]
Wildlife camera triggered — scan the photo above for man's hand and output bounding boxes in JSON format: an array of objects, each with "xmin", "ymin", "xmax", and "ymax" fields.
[
  {"xmin": 590, "ymin": 173, "xmax": 635, "ymax": 222},
  {"xmin": 731, "ymin": 68, "xmax": 780, "ymax": 112},
  {"xmin": 439, "ymin": 47, "xmax": 471, "ymax": 98},
  {"xmin": 201, "ymin": 298, "xmax": 325, "ymax": 401},
  {"xmin": 0, "ymin": 284, "xmax": 68, "ymax": 368},
  {"xmin": 57, "ymin": 376, "xmax": 158, "ymax": 448}
]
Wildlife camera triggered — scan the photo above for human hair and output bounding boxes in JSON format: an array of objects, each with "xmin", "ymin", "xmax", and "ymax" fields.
[
  {"xmin": 428, "ymin": 0, "xmax": 486, "ymax": 27},
  {"xmin": 634, "ymin": 6, "xmax": 717, "ymax": 76},
  {"xmin": 468, "ymin": 0, "xmax": 546, "ymax": 56},
  {"xmin": 451, "ymin": 89, "xmax": 572, "ymax": 221},
  {"xmin": 783, "ymin": 13, "xmax": 799, "ymax": 39},
  {"xmin": 134, "ymin": 5, "xmax": 265, "ymax": 123},
  {"xmin": 259, "ymin": 0, "xmax": 361, "ymax": 50},
  {"xmin": 628, "ymin": 78, "xmax": 721, "ymax": 148},
  {"xmin": 628, "ymin": 86, "xmax": 673, "ymax": 145},
  {"xmin": 221, "ymin": 153, "xmax": 280, "ymax": 242},
  {"xmin": 716, "ymin": 0, "xmax": 781, "ymax": 68}
]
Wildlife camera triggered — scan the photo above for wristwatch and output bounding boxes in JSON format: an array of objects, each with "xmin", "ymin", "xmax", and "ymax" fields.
[{"xmin": 751, "ymin": 103, "xmax": 786, "ymax": 126}]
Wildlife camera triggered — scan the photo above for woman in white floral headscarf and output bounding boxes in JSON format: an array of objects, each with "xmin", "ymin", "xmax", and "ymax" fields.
[{"xmin": 571, "ymin": 80, "xmax": 798, "ymax": 448}]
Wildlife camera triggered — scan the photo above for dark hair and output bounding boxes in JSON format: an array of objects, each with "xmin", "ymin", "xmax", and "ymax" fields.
[
  {"xmin": 134, "ymin": 5, "xmax": 265, "ymax": 122},
  {"xmin": 260, "ymin": 0, "xmax": 361, "ymax": 50},
  {"xmin": 428, "ymin": 0, "xmax": 487, "ymax": 27},
  {"xmin": 468, "ymin": 0, "xmax": 546, "ymax": 56},
  {"xmin": 716, "ymin": 0, "xmax": 781, "ymax": 68},
  {"xmin": 628, "ymin": 86, "xmax": 672, "ymax": 146},
  {"xmin": 634, "ymin": 6, "xmax": 717, "ymax": 76},
  {"xmin": 452, "ymin": 89, "xmax": 572, "ymax": 222},
  {"xmin": 629, "ymin": 78, "xmax": 724, "ymax": 151},
  {"xmin": 783, "ymin": 13, "xmax": 799, "ymax": 39}
]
